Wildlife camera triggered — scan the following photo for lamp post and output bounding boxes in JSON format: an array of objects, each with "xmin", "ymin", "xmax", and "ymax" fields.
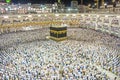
[
  {"xmin": 94, "ymin": 0, "xmax": 99, "ymax": 9},
  {"xmin": 104, "ymin": 3, "xmax": 107, "ymax": 8},
  {"xmin": 81, "ymin": 0, "xmax": 83, "ymax": 5}
]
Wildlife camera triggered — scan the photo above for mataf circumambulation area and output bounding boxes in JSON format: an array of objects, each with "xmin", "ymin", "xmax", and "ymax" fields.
[{"xmin": 0, "ymin": 14, "xmax": 120, "ymax": 80}]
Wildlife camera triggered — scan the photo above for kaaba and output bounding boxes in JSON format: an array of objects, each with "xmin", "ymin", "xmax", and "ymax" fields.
[{"xmin": 50, "ymin": 26, "xmax": 67, "ymax": 41}]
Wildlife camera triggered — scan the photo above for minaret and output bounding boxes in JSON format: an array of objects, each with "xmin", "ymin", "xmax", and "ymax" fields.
[
  {"xmin": 94, "ymin": 0, "xmax": 99, "ymax": 8},
  {"xmin": 112, "ymin": 0, "xmax": 115, "ymax": 2},
  {"xmin": 81, "ymin": 0, "xmax": 83, "ymax": 5},
  {"xmin": 71, "ymin": 0, "xmax": 78, "ymax": 9},
  {"xmin": 102, "ymin": 0, "xmax": 104, "ymax": 6},
  {"xmin": 58, "ymin": 0, "xmax": 61, "ymax": 4}
]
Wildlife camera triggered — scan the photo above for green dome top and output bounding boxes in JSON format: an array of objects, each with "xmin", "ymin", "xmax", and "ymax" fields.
[{"xmin": 6, "ymin": 0, "xmax": 11, "ymax": 3}]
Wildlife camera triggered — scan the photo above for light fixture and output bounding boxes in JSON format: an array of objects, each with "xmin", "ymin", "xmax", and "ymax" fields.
[
  {"xmin": 68, "ymin": 8, "xmax": 71, "ymax": 11},
  {"xmin": 55, "ymin": 14, "xmax": 59, "ymax": 17},
  {"xmin": 97, "ymin": 15, "xmax": 99, "ymax": 17},
  {"xmin": 45, "ymin": 14, "xmax": 47, "ymax": 17},
  {"xmin": 3, "ymin": 16, "xmax": 9, "ymax": 19},
  {"xmin": 81, "ymin": 14, "xmax": 84, "ymax": 16},
  {"xmin": 72, "ymin": 14, "xmax": 76, "ymax": 17},
  {"xmin": 28, "ymin": 15, "xmax": 32, "ymax": 17},
  {"xmin": 66, "ymin": 14, "xmax": 69, "ymax": 17},
  {"xmin": 105, "ymin": 15, "xmax": 108, "ymax": 17},
  {"xmin": 18, "ymin": 15, "xmax": 21, "ymax": 18},
  {"xmin": 104, "ymin": 3, "xmax": 107, "ymax": 6},
  {"xmin": 38, "ymin": 15, "xmax": 41, "ymax": 17}
]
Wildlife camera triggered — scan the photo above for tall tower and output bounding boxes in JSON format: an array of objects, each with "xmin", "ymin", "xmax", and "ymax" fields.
[
  {"xmin": 58, "ymin": 0, "xmax": 61, "ymax": 3},
  {"xmin": 81, "ymin": 0, "xmax": 83, "ymax": 5},
  {"xmin": 94, "ymin": 0, "xmax": 99, "ymax": 8},
  {"xmin": 102, "ymin": 0, "xmax": 104, "ymax": 6},
  {"xmin": 112, "ymin": 0, "xmax": 115, "ymax": 2},
  {"xmin": 71, "ymin": 0, "xmax": 78, "ymax": 9}
]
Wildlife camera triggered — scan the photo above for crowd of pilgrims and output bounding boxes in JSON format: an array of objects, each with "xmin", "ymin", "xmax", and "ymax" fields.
[{"xmin": 0, "ymin": 28, "xmax": 120, "ymax": 80}]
